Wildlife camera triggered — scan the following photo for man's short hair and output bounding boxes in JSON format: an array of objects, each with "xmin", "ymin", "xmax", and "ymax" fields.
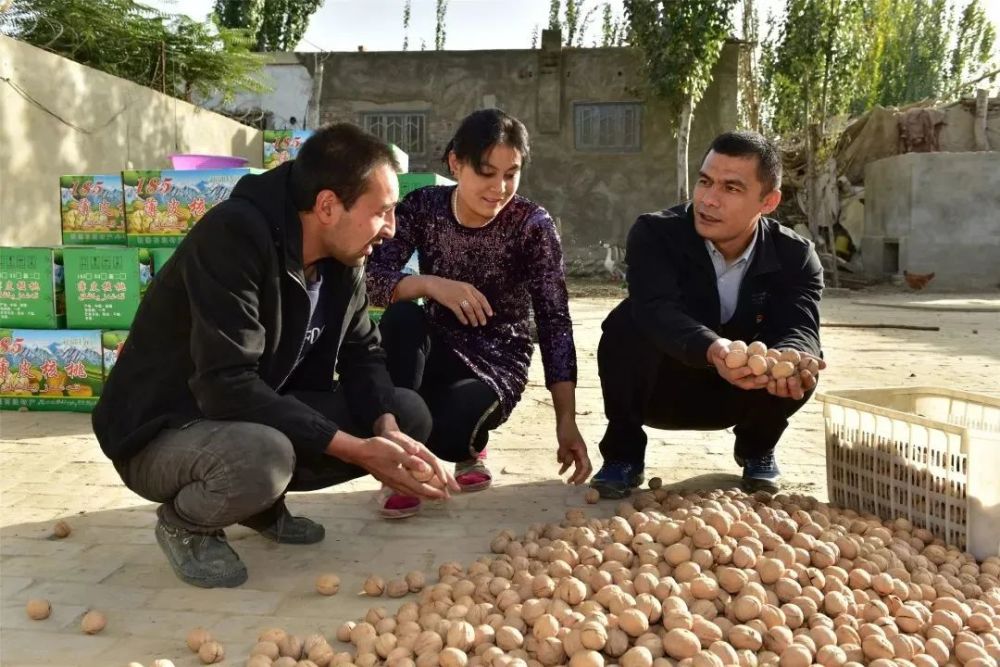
[
  {"xmin": 703, "ymin": 131, "xmax": 782, "ymax": 194},
  {"xmin": 290, "ymin": 123, "xmax": 399, "ymax": 212}
]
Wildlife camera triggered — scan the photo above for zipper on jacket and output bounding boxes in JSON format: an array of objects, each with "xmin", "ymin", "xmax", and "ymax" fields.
[{"xmin": 275, "ymin": 268, "xmax": 310, "ymax": 393}]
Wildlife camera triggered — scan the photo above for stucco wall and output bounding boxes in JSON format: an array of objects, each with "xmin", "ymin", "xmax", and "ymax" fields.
[
  {"xmin": 0, "ymin": 36, "xmax": 262, "ymax": 247},
  {"xmin": 863, "ymin": 152, "xmax": 1000, "ymax": 288},
  {"xmin": 302, "ymin": 41, "xmax": 740, "ymax": 259}
]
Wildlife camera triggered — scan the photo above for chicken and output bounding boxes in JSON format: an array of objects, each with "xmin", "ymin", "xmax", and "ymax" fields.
[{"xmin": 903, "ymin": 270, "xmax": 935, "ymax": 290}]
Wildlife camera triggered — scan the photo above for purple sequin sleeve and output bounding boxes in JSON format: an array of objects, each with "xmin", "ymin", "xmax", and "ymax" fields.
[
  {"xmin": 365, "ymin": 194, "xmax": 422, "ymax": 307},
  {"xmin": 523, "ymin": 210, "xmax": 578, "ymax": 387}
]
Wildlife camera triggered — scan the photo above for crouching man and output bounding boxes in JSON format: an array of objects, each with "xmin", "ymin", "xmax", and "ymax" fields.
[
  {"xmin": 591, "ymin": 131, "xmax": 825, "ymax": 498},
  {"xmin": 93, "ymin": 124, "xmax": 457, "ymax": 587}
]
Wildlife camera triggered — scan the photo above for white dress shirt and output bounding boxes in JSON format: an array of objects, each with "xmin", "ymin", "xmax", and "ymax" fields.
[{"xmin": 705, "ymin": 225, "xmax": 758, "ymax": 323}]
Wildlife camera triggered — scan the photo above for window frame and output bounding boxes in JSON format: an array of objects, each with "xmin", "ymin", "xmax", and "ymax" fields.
[
  {"xmin": 360, "ymin": 111, "xmax": 429, "ymax": 157},
  {"xmin": 573, "ymin": 101, "xmax": 643, "ymax": 153}
]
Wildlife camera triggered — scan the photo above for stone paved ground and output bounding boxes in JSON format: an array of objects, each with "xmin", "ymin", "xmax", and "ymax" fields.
[{"xmin": 1, "ymin": 287, "xmax": 998, "ymax": 666}]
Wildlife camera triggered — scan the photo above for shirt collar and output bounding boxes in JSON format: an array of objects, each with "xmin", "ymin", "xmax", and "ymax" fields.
[{"xmin": 705, "ymin": 222, "xmax": 758, "ymax": 268}]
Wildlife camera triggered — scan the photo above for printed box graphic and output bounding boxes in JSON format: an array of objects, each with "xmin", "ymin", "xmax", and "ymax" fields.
[
  {"xmin": 60, "ymin": 174, "xmax": 126, "ymax": 245},
  {"xmin": 63, "ymin": 247, "xmax": 151, "ymax": 329},
  {"xmin": 0, "ymin": 247, "xmax": 65, "ymax": 329},
  {"xmin": 0, "ymin": 328, "xmax": 103, "ymax": 412},
  {"xmin": 123, "ymin": 169, "xmax": 250, "ymax": 247}
]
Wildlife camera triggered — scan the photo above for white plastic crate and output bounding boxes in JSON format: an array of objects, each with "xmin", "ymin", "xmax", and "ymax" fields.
[{"xmin": 817, "ymin": 386, "xmax": 1000, "ymax": 560}]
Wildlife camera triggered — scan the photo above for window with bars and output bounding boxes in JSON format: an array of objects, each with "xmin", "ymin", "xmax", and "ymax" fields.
[
  {"xmin": 361, "ymin": 112, "xmax": 427, "ymax": 156},
  {"xmin": 574, "ymin": 103, "xmax": 642, "ymax": 152}
]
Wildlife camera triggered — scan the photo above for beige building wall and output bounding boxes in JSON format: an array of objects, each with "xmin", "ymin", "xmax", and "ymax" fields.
[
  {"xmin": 307, "ymin": 39, "xmax": 741, "ymax": 260},
  {"xmin": 0, "ymin": 36, "xmax": 262, "ymax": 247}
]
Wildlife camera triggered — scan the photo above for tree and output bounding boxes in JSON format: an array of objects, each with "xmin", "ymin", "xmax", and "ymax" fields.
[
  {"xmin": 3, "ymin": 0, "xmax": 268, "ymax": 103},
  {"xmin": 435, "ymin": 0, "xmax": 449, "ymax": 50},
  {"xmin": 600, "ymin": 3, "xmax": 627, "ymax": 47},
  {"xmin": 762, "ymin": 0, "xmax": 998, "ymax": 131},
  {"xmin": 760, "ymin": 0, "xmax": 868, "ymax": 136},
  {"xmin": 624, "ymin": 0, "xmax": 739, "ymax": 201},
  {"xmin": 547, "ymin": 0, "xmax": 600, "ymax": 47},
  {"xmin": 213, "ymin": 0, "xmax": 322, "ymax": 51},
  {"xmin": 402, "ymin": 0, "xmax": 411, "ymax": 51},
  {"xmin": 738, "ymin": 0, "xmax": 762, "ymax": 131}
]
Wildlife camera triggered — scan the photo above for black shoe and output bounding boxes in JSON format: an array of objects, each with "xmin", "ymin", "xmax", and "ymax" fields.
[
  {"xmin": 155, "ymin": 519, "xmax": 248, "ymax": 588},
  {"xmin": 240, "ymin": 501, "xmax": 325, "ymax": 545},
  {"xmin": 590, "ymin": 460, "xmax": 645, "ymax": 499},
  {"xmin": 736, "ymin": 451, "xmax": 781, "ymax": 494}
]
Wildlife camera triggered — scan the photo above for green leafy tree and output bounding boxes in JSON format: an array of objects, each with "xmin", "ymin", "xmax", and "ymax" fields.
[
  {"xmin": 941, "ymin": 0, "xmax": 996, "ymax": 96},
  {"xmin": 213, "ymin": 0, "xmax": 322, "ymax": 51},
  {"xmin": 624, "ymin": 0, "xmax": 739, "ymax": 200},
  {"xmin": 760, "ymin": 0, "xmax": 868, "ymax": 136},
  {"xmin": 402, "ymin": 0, "xmax": 412, "ymax": 51},
  {"xmin": 762, "ymin": 0, "xmax": 998, "ymax": 132},
  {"xmin": 3, "ymin": 0, "xmax": 268, "ymax": 103},
  {"xmin": 738, "ymin": 0, "xmax": 762, "ymax": 131},
  {"xmin": 547, "ymin": 0, "xmax": 600, "ymax": 47},
  {"xmin": 435, "ymin": 0, "xmax": 449, "ymax": 50},
  {"xmin": 600, "ymin": 2, "xmax": 627, "ymax": 47}
]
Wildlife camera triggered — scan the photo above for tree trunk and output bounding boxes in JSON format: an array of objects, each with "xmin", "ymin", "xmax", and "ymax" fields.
[
  {"xmin": 974, "ymin": 88, "xmax": 989, "ymax": 150},
  {"xmin": 677, "ymin": 95, "xmax": 693, "ymax": 202}
]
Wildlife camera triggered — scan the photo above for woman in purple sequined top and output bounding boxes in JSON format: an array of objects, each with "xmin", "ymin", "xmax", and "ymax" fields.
[{"xmin": 367, "ymin": 109, "xmax": 592, "ymax": 516}]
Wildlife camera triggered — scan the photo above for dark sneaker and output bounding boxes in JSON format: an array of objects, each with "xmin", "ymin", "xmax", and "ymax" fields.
[
  {"xmin": 736, "ymin": 451, "xmax": 781, "ymax": 494},
  {"xmin": 240, "ymin": 502, "xmax": 325, "ymax": 545},
  {"xmin": 590, "ymin": 460, "xmax": 644, "ymax": 499},
  {"xmin": 155, "ymin": 519, "xmax": 248, "ymax": 588}
]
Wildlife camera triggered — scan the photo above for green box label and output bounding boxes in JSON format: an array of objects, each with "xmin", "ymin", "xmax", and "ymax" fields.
[
  {"xmin": 0, "ymin": 328, "xmax": 103, "ymax": 412},
  {"xmin": 150, "ymin": 248, "xmax": 176, "ymax": 274},
  {"xmin": 263, "ymin": 130, "xmax": 312, "ymax": 170},
  {"xmin": 64, "ymin": 247, "xmax": 151, "ymax": 329},
  {"xmin": 123, "ymin": 168, "xmax": 249, "ymax": 247},
  {"xmin": 60, "ymin": 174, "xmax": 126, "ymax": 245},
  {"xmin": 0, "ymin": 247, "xmax": 65, "ymax": 329},
  {"xmin": 398, "ymin": 172, "xmax": 455, "ymax": 200}
]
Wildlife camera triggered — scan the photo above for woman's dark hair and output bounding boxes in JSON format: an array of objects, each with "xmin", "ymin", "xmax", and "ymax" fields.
[
  {"xmin": 441, "ymin": 108, "xmax": 531, "ymax": 174},
  {"xmin": 703, "ymin": 131, "xmax": 782, "ymax": 194},
  {"xmin": 290, "ymin": 122, "xmax": 399, "ymax": 212}
]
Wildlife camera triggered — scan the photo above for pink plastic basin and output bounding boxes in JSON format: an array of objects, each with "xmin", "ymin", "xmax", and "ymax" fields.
[{"xmin": 169, "ymin": 154, "xmax": 249, "ymax": 170}]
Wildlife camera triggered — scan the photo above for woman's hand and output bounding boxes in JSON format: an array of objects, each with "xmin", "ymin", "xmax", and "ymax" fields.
[
  {"xmin": 556, "ymin": 419, "xmax": 592, "ymax": 485},
  {"xmin": 424, "ymin": 276, "xmax": 493, "ymax": 327}
]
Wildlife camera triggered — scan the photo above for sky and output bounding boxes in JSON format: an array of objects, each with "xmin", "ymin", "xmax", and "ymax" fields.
[
  {"xmin": 144, "ymin": 0, "xmax": 770, "ymax": 52},
  {"xmin": 146, "ymin": 0, "xmax": 1000, "ymax": 53}
]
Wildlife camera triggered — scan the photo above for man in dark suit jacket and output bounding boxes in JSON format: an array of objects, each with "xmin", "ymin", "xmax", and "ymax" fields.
[{"xmin": 591, "ymin": 131, "xmax": 824, "ymax": 498}]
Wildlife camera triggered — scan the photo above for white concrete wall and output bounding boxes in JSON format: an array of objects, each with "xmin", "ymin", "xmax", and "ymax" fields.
[
  {"xmin": 204, "ymin": 53, "xmax": 315, "ymax": 130},
  {"xmin": 864, "ymin": 151, "xmax": 1000, "ymax": 288},
  {"xmin": 0, "ymin": 36, "xmax": 263, "ymax": 247}
]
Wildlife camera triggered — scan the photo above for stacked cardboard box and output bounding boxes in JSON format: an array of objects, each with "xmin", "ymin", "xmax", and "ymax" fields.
[{"xmin": 1, "ymin": 163, "xmax": 249, "ymax": 412}]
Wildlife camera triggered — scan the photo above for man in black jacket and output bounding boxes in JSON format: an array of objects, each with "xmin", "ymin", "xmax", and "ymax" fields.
[
  {"xmin": 591, "ymin": 131, "xmax": 825, "ymax": 498},
  {"xmin": 93, "ymin": 124, "xmax": 456, "ymax": 588}
]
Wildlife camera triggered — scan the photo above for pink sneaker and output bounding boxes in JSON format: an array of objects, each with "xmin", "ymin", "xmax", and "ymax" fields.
[
  {"xmin": 455, "ymin": 449, "xmax": 492, "ymax": 493},
  {"xmin": 376, "ymin": 487, "xmax": 422, "ymax": 519}
]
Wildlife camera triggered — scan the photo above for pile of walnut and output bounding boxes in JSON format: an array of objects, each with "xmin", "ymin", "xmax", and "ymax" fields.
[
  {"xmin": 313, "ymin": 489, "xmax": 999, "ymax": 667},
  {"xmin": 724, "ymin": 341, "xmax": 820, "ymax": 382}
]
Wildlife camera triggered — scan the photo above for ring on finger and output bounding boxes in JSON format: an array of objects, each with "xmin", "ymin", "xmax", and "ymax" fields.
[{"xmin": 460, "ymin": 299, "xmax": 470, "ymax": 308}]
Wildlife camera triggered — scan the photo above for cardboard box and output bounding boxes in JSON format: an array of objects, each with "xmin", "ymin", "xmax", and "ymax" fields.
[
  {"xmin": 0, "ymin": 247, "xmax": 65, "ymax": 329},
  {"xmin": 101, "ymin": 329, "xmax": 128, "ymax": 382},
  {"xmin": 63, "ymin": 247, "xmax": 151, "ymax": 329},
  {"xmin": 123, "ymin": 169, "xmax": 251, "ymax": 247},
  {"xmin": 150, "ymin": 248, "xmax": 176, "ymax": 275},
  {"xmin": 0, "ymin": 328, "xmax": 103, "ymax": 412},
  {"xmin": 263, "ymin": 130, "xmax": 313, "ymax": 170},
  {"xmin": 398, "ymin": 172, "xmax": 455, "ymax": 200},
  {"xmin": 60, "ymin": 174, "xmax": 126, "ymax": 245}
]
